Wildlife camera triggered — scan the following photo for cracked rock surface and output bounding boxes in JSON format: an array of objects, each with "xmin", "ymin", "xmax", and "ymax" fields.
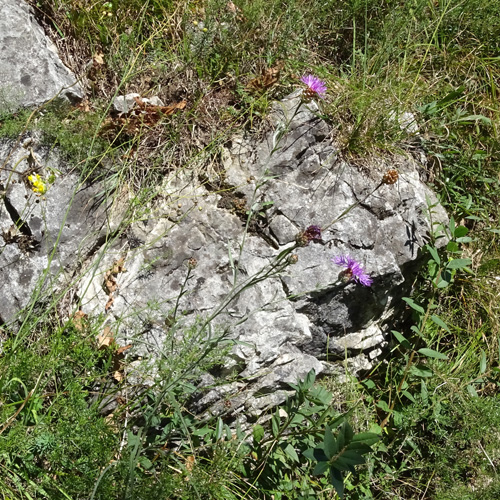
[
  {"xmin": 0, "ymin": 138, "xmax": 118, "ymax": 323},
  {"xmin": 77, "ymin": 93, "xmax": 448, "ymax": 419},
  {"xmin": 0, "ymin": 0, "xmax": 82, "ymax": 111}
]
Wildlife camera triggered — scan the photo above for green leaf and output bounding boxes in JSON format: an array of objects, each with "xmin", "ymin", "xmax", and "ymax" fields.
[
  {"xmin": 340, "ymin": 450, "xmax": 368, "ymax": 464},
  {"xmin": 376, "ymin": 400, "xmax": 390, "ymax": 412},
  {"xmin": 436, "ymin": 276, "xmax": 451, "ymax": 288},
  {"xmin": 290, "ymin": 412, "xmax": 305, "ymax": 426},
  {"xmin": 271, "ymin": 415, "xmax": 279, "ymax": 438},
  {"xmin": 403, "ymin": 297, "xmax": 425, "ymax": 314},
  {"xmin": 313, "ymin": 461, "xmax": 329, "ymax": 476},
  {"xmin": 409, "ymin": 364, "xmax": 434, "ymax": 378},
  {"xmin": 138, "ymin": 456, "xmax": 153, "ymax": 470},
  {"xmin": 323, "ymin": 426, "xmax": 337, "ymax": 459},
  {"xmin": 283, "ymin": 443, "xmax": 299, "ymax": 463},
  {"xmin": 329, "ymin": 467, "xmax": 344, "ymax": 499},
  {"xmin": 346, "ymin": 442, "xmax": 373, "ymax": 454},
  {"xmin": 335, "ymin": 450, "xmax": 366, "ymax": 467},
  {"xmin": 449, "ymin": 216, "xmax": 456, "ymax": 237},
  {"xmin": 304, "ymin": 369, "xmax": 316, "ymax": 390},
  {"xmin": 467, "ymin": 384, "xmax": 479, "ymax": 398},
  {"xmin": 363, "ymin": 379, "xmax": 375, "ymax": 389},
  {"xmin": 427, "ymin": 245, "xmax": 441, "ymax": 265},
  {"xmin": 454, "ymin": 226, "xmax": 468, "ymax": 238},
  {"xmin": 480, "ymin": 350, "xmax": 487, "ymax": 374},
  {"xmin": 421, "ymin": 381, "xmax": 429, "ymax": 405},
  {"xmin": 454, "ymin": 114, "xmax": 491, "ymax": 125},
  {"xmin": 392, "ymin": 330, "xmax": 411, "ymax": 349},
  {"xmin": 431, "ymin": 314, "xmax": 451, "ymax": 333},
  {"xmin": 215, "ymin": 417, "xmax": 223, "ymax": 440},
  {"xmin": 450, "ymin": 215, "xmax": 455, "ymax": 236},
  {"xmin": 351, "ymin": 432, "xmax": 380, "ymax": 446},
  {"xmin": 418, "ymin": 348, "xmax": 448, "ymax": 360},
  {"xmin": 411, "ymin": 325, "xmax": 422, "ymax": 337},
  {"xmin": 253, "ymin": 424, "xmax": 265, "ymax": 443},
  {"xmin": 446, "ymin": 258, "xmax": 472, "ymax": 270},
  {"xmin": 336, "ymin": 421, "xmax": 353, "ymax": 451},
  {"xmin": 402, "ymin": 390, "xmax": 416, "ymax": 403},
  {"xmin": 304, "ymin": 447, "xmax": 328, "ymax": 462},
  {"xmin": 437, "ymin": 87, "xmax": 464, "ymax": 107},
  {"xmin": 236, "ymin": 421, "xmax": 245, "ymax": 441},
  {"xmin": 308, "ymin": 385, "xmax": 333, "ymax": 405}
]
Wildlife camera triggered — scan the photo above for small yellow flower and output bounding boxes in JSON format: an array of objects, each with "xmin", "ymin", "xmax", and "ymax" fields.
[{"xmin": 28, "ymin": 173, "xmax": 47, "ymax": 195}]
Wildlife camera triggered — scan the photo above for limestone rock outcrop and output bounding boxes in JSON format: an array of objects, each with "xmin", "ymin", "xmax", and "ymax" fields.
[
  {"xmin": 0, "ymin": 1, "xmax": 449, "ymax": 420},
  {"xmin": 0, "ymin": 0, "xmax": 82, "ymax": 112},
  {"xmin": 76, "ymin": 93, "xmax": 447, "ymax": 417}
]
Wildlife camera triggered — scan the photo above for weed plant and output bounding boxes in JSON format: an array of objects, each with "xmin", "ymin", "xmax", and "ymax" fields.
[{"xmin": 0, "ymin": 0, "xmax": 499, "ymax": 498}]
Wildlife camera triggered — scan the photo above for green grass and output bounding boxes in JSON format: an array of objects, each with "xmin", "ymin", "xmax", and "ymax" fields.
[{"xmin": 1, "ymin": 0, "xmax": 499, "ymax": 497}]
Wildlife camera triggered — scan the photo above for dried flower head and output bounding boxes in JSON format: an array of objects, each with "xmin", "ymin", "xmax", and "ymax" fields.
[
  {"xmin": 332, "ymin": 255, "xmax": 373, "ymax": 287},
  {"xmin": 382, "ymin": 169, "xmax": 399, "ymax": 185},
  {"xmin": 301, "ymin": 74, "xmax": 327, "ymax": 100},
  {"xmin": 295, "ymin": 232, "xmax": 309, "ymax": 247},
  {"xmin": 187, "ymin": 257, "xmax": 198, "ymax": 270}
]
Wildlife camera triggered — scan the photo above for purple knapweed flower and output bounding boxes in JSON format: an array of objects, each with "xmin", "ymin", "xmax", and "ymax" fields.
[
  {"xmin": 332, "ymin": 255, "xmax": 373, "ymax": 287},
  {"xmin": 301, "ymin": 74, "xmax": 327, "ymax": 99},
  {"xmin": 304, "ymin": 225, "xmax": 322, "ymax": 242},
  {"xmin": 295, "ymin": 225, "xmax": 323, "ymax": 247}
]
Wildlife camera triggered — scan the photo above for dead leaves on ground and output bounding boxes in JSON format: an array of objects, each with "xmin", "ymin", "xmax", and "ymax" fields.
[
  {"xmin": 245, "ymin": 63, "xmax": 283, "ymax": 93},
  {"xmin": 103, "ymin": 256, "xmax": 127, "ymax": 311},
  {"xmin": 100, "ymin": 96, "xmax": 187, "ymax": 136},
  {"xmin": 97, "ymin": 326, "xmax": 132, "ymax": 383},
  {"xmin": 67, "ymin": 312, "xmax": 131, "ymax": 384}
]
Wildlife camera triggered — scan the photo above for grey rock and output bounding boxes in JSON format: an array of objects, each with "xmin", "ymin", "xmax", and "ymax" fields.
[
  {"xmin": 78, "ymin": 92, "xmax": 448, "ymax": 418},
  {"xmin": 112, "ymin": 94, "xmax": 165, "ymax": 115},
  {"xmin": 0, "ymin": 137, "xmax": 121, "ymax": 323},
  {"xmin": 0, "ymin": 0, "xmax": 83, "ymax": 112},
  {"xmin": 388, "ymin": 110, "xmax": 419, "ymax": 134}
]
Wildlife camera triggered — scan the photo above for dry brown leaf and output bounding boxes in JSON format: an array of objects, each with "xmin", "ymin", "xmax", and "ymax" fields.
[
  {"xmin": 111, "ymin": 345, "xmax": 131, "ymax": 380},
  {"xmin": 76, "ymin": 99, "xmax": 91, "ymax": 113},
  {"xmin": 94, "ymin": 53, "xmax": 105, "ymax": 65},
  {"xmin": 245, "ymin": 63, "xmax": 283, "ymax": 92},
  {"xmin": 105, "ymin": 294, "xmax": 114, "ymax": 311},
  {"xmin": 103, "ymin": 257, "xmax": 127, "ymax": 310},
  {"xmin": 116, "ymin": 344, "xmax": 132, "ymax": 355},
  {"xmin": 226, "ymin": 1, "xmax": 238, "ymax": 13},
  {"xmin": 73, "ymin": 310, "xmax": 87, "ymax": 332},
  {"xmin": 97, "ymin": 326, "xmax": 115, "ymax": 349},
  {"xmin": 2, "ymin": 224, "xmax": 19, "ymax": 243},
  {"xmin": 104, "ymin": 276, "xmax": 118, "ymax": 294},
  {"xmin": 101, "ymin": 99, "xmax": 187, "ymax": 136},
  {"xmin": 104, "ymin": 413, "xmax": 119, "ymax": 432},
  {"xmin": 112, "ymin": 256, "xmax": 127, "ymax": 274},
  {"xmin": 186, "ymin": 455, "xmax": 195, "ymax": 471},
  {"xmin": 226, "ymin": 1, "xmax": 245, "ymax": 21}
]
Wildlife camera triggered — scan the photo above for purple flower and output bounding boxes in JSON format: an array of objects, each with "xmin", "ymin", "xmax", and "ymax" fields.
[
  {"xmin": 301, "ymin": 74, "xmax": 327, "ymax": 99},
  {"xmin": 295, "ymin": 225, "xmax": 323, "ymax": 247},
  {"xmin": 332, "ymin": 255, "xmax": 373, "ymax": 287},
  {"xmin": 304, "ymin": 225, "xmax": 322, "ymax": 242}
]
